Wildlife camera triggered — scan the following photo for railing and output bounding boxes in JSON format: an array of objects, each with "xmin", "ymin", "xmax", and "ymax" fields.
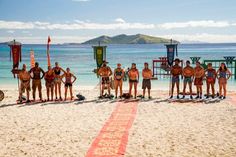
[
  {"xmin": 203, "ymin": 56, "xmax": 236, "ymax": 80},
  {"xmin": 190, "ymin": 57, "xmax": 201, "ymax": 64}
]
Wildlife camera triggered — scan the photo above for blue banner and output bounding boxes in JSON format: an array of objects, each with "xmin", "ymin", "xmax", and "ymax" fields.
[{"xmin": 166, "ymin": 44, "xmax": 178, "ymax": 66}]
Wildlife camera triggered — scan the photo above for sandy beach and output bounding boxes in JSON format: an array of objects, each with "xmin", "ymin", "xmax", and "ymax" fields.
[
  {"xmin": 1, "ymin": 0, "xmax": 236, "ymax": 156},
  {"xmin": 0, "ymin": 86, "xmax": 236, "ymax": 157}
]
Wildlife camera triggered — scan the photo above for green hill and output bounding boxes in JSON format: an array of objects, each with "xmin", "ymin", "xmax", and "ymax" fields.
[{"xmin": 82, "ymin": 34, "xmax": 179, "ymax": 44}]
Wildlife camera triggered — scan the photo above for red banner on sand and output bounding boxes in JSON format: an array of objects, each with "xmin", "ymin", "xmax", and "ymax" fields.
[{"xmin": 11, "ymin": 45, "xmax": 21, "ymax": 69}]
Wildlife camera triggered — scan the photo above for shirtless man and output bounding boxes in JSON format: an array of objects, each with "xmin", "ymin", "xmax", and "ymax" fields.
[
  {"xmin": 205, "ymin": 63, "xmax": 217, "ymax": 98},
  {"xmin": 29, "ymin": 62, "xmax": 45, "ymax": 101},
  {"xmin": 13, "ymin": 64, "xmax": 31, "ymax": 103},
  {"xmin": 53, "ymin": 62, "xmax": 65, "ymax": 100},
  {"xmin": 128, "ymin": 63, "xmax": 139, "ymax": 99},
  {"xmin": 194, "ymin": 61, "xmax": 205, "ymax": 99},
  {"xmin": 61, "ymin": 68, "xmax": 77, "ymax": 101},
  {"xmin": 170, "ymin": 59, "xmax": 182, "ymax": 99},
  {"xmin": 98, "ymin": 61, "xmax": 112, "ymax": 97},
  {"xmin": 44, "ymin": 66, "xmax": 55, "ymax": 101},
  {"xmin": 114, "ymin": 63, "xmax": 124, "ymax": 98},
  {"xmin": 182, "ymin": 60, "xmax": 194, "ymax": 99},
  {"xmin": 142, "ymin": 62, "xmax": 153, "ymax": 99}
]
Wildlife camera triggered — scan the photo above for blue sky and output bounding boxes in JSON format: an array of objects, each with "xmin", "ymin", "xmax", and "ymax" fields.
[{"xmin": 0, "ymin": 0, "xmax": 236, "ymax": 43}]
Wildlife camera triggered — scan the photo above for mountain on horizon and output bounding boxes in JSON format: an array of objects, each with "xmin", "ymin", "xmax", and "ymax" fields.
[{"xmin": 81, "ymin": 34, "xmax": 179, "ymax": 45}]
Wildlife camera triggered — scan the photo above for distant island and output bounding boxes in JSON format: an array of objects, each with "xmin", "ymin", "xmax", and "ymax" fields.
[{"xmin": 81, "ymin": 34, "xmax": 179, "ymax": 45}]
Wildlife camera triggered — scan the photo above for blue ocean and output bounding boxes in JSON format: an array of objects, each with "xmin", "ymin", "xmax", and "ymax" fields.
[{"xmin": 0, "ymin": 43, "xmax": 236, "ymax": 90}]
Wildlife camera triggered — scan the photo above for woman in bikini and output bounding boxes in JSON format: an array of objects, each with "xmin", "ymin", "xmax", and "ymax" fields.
[
  {"xmin": 61, "ymin": 68, "xmax": 77, "ymax": 101},
  {"xmin": 217, "ymin": 63, "xmax": 232, "ymax": 99},
  {"xmin": 53, "ymin": 62, "xmax": 65, "ymax": 100},
  {"xmin": 205, "ymin": 63, "xmax": 217, "ymax": 98},
  {"xmin": 128, "ymin": 63, "xmax": 139, "ymax": 99},
  {"xmin": 114, "ymin": 63, "xmax": 124, "ymax": 99}
]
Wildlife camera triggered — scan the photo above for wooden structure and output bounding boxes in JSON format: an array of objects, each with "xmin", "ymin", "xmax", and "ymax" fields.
[
  {"xmin": 152, "ymin": 57, "xmax": 183, "ymax": 78},
  {"xmin": 203, "ymin": 56, "xmax": 236, "ymax": 79}
]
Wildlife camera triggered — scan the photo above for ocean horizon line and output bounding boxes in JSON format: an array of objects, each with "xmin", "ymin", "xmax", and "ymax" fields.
[{"xmin": 1, "ymin": 42, "xmax": 236, "ymax": 46}]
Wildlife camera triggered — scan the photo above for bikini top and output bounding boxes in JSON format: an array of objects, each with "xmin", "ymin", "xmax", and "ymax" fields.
[
  {"xmin": 219, "ymin": 70, "xmax": 227, "ymax": 78},
  {"xmin": 54, "ymin": 68, "xmax": 61, "ymax": 75},
  {"xmin": 115, "ymin": 69, "xmax": 123, "ymax": 76}
]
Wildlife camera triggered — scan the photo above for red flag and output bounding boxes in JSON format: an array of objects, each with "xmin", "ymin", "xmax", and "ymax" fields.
[
  {"xmin": 30, "ymin": 49, "xmax": 35, "ymax": 69},
  {"xmin": 47, "ymin": 36, "xmax": 51, "ymax": 67},
  {"xmin": 11, "ymin": 45, "xmax": 21, "ymax": 69},
  {"xmin": 48, "ymin": 36, "xmax": 51, "ymax": 44}
]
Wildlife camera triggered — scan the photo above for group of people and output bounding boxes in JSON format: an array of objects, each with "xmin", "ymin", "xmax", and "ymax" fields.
[
  {"xmin": 14, "ymin": 59, "xmax": 232, "ymax": 102},
  {"xmin": 170, "ymin": 58, "xmax": 232, "ymax": 99},
  {"xmin": 97, "ymin": 61, "xmax": 153, "ymax": 99},
  {"xmin": 14, "ymin": 62, "xmax": 76, "ymax": 103},
  {"xmin": 97, "ymin": 59, "xmax": 232, "ymax": 100}
]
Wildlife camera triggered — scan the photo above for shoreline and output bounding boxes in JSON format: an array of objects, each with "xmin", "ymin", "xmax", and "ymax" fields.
[{"xmin": 1, "ymin": 82, "xmax": 236, "ymax": 92}]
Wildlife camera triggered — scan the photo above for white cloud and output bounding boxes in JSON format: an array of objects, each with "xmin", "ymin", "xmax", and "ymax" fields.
[
  {"xmin": 160, "ymin": 33, "xmax": 236, "ymax": 43},
  {"xmin": 0, "ymin": 20, "xmax": 155, "ymax": 30},
  {"xmin": 115, "ymin": 18, "xmax": 126, "ymax": 23},
  {"xmin": 1, "ymin": 19, "xmax": 236, "ymax": 43},
  {"xmin": 0, "ymin": 20, "xmax": 235, "ymax": 31},
  {"xmin": 157, "ymin": 20, "xmax": 230, "ymax": 29},
  {"xmin": 0, "ymin": 36, "xmax": 94, "ymax": 44},
  {"xmin": 0, "ymin": 21, "xmax": 35, "ymax": 29}
]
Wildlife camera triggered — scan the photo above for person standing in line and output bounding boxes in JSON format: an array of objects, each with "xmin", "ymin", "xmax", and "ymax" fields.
[
  {"xmin": 194, "ymin": 61, "xmax": 205, "ymax": 99},
  {"xmin": 29, "ymin": 62, "xmax": 45, "ymax": 101},
  {"xmin": 217, "ymin": 63, "xmax": 232, "ymax": 99},
  {"xmin": 142, "ymin": 62, "xmax": 153, "ymax": 99},
  {"xmin": 12, "ymin": 64, "xmax": 31, "ymax": 103},
  {"xmin": 44, "ymin": 66, "xmax": 55, "ymax": 101},
  {"xmin": 128, "ymin": 63, "xmax": 139, "ymax": 99},
  {"xmin": 97, "ymin": 61, "xmax": 113, "ymax": 97},
  {"xmin": 114, "ymin": 63, "xmax": 124, "ymax": 99},
  {"xmin": 61, "ymin": 68, "xmax": 77, "ymax": 101},
  {"xmin": 53, "ymin": 62, "xmax": 66, "ymax": 100},
  {"xmin": 170, "ymin": 59, "xmax": 182, "ymax": 99},
  {"xmin": 182, "ymin": 60, "xmax": 194, "ymax": 99},
  {"xmin": 205, "ymin": 63, "xmax": 217, "ymax": 98}
]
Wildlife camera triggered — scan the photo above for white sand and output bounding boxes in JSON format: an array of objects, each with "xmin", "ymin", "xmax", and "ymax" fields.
[
  {"xmin": 126, "ymin": 94, "xmax": 236, "ymax": 157},
  {"xmin": 0, "ymin": 86, "xmax": 236, "ymax": 157}
]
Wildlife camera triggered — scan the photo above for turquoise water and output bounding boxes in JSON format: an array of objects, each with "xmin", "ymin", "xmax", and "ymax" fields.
[{"xmin": 0, "ymin": 43, "xmax": 236, "ymax": 90}]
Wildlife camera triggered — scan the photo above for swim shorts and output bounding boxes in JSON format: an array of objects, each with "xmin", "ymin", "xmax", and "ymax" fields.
[{"xmin": 142, "ymin": 79, "xmax": 151, "ymax": 89}]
